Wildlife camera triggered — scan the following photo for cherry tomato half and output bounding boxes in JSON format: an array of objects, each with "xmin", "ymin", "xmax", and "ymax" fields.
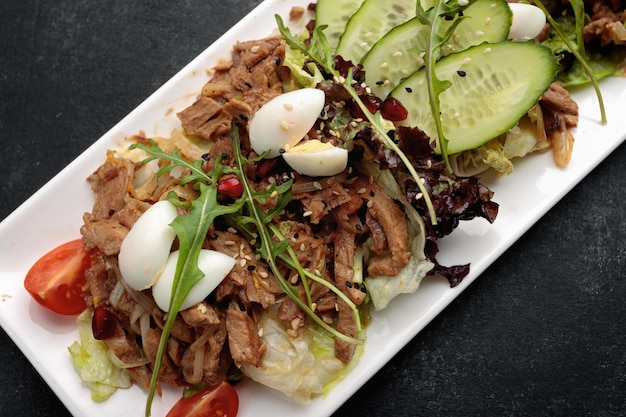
[
  {"xmin": 24, "ymin": 239, "xmax": 92, "ymax": 315},
  {"xmin": 167, "ymin": 381, "xmax": 239, "ymax": 417}
]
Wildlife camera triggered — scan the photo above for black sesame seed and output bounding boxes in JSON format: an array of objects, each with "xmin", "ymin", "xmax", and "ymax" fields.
[
  {"xmin": 279, "ymin": 148, "xmax": 286, "ymax": 154},
  {"xmin": 275, "ymin": 57, "xmax": 282, "ymax": 65},
  {"xmin": 355, "ymin": 224, "xmax": 363, "ymax": 232},
  {"xmin": 405, "ymin": 87, "xmax": 413, "ymax": 93},
  {"xmin": 376, "ymin": 80, "xmax": 384, "ymax": 85},
  {"xmin": 201, "ymin": 153, "xmax": 210, "ymax": 161},
  {"xmin": 370, "ymin": 190, "xmax": 375, "ymax": 197},
  {"xmin": 244, "ymin": 82, "xmax": 252, "ymax": 88},
  {"xmin": 293, "ymin": 232, "xmax": 299, "ymax": 238},
  {"xmin": 247, "ymin": 265, "xmax": 256, "ymax": 270},
  {"xmin": 240, "ymin": 113, "xmax": 248, "ymax": 120},
  {"xmin": 345, "ymin": 281, "xmax": 353, "ymax": 288},
  {"xmin": 457, "ymin": 70, "xmax": 467, "ymax": 77}
]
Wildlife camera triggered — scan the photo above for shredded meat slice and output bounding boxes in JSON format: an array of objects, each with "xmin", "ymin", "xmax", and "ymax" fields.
[
  {"xmin": 104, "ymin": 321, "xmax": 152, "ymax": 390},
  {"xmin": 226, "ymin": 301, "xmax": 266, "ymax": 367},
  {"xmin": 211, "ymin": 230, "xmax": 278, "ymax": 308},
  {"xmin": 80, "ymin": 216, "xmax": 128, "ymax": 256},
  {"xmin": 86, "ymin": 153, "xmax": 134, "ymax": 221},
  {"xmin": 540, "ymin": 82, "xmax": 579, "ymax": 128},
  {"xmin": 351, "ymin": 178, "xmax": 411, "ymax": 277},
  {"xmin": 583, "ymin": 0, "xmax": 626, "ymax": 45},
  {"xmin": 178, "ymin": 35, "xmax": 287, "ymax": 142},
  {"xmin": 293, "ymin": 182, "xmax": 354, "ymax": 224}
]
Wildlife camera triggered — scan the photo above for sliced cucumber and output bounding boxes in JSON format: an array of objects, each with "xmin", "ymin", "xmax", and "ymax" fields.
[
  {"xmin": 315, "ymin": 0, "xmax": 366, "ymax": 50},
  {"xmin": 336, "ymin": 0, "xmax": 417, "ymax": 63},
  {"xmin": 363, "ymin": 0, "xmax": 513, "ymax": 98},
  {"xmin": 391, "ymin": 41, "xmax": 559, "ymax": 155}
]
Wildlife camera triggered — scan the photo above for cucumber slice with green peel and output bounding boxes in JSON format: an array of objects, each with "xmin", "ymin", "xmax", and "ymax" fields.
[
  {"xmin": 315, "ymin": 0, "xmax": 366, "ymax": 50},
  {"xmin": 336, "ymin": 0, "xmax": 417, "ymax": 63},
  {"xmin": 391, "ymin": 41, "xmax": 559, "ymax": 155},
  {"xmin": 363, "ymin": 0, "xmax": 513, "ymax": 98}
]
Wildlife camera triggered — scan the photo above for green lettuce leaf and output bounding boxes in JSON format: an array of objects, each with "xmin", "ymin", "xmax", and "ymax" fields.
[
  {"xmin": 239, "ymin": 306, "xmax": 361, "ymax": 403},
  {"xmin": 68, "ymin": 310, "xmax": 131, "ymax": 402}
]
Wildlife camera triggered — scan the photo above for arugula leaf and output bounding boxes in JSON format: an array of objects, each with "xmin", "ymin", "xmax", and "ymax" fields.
[
  {"xmin": 416, "ymin": 0, "xmax": 475, "ymax": 171},
  {"xmin": 132, "ymin": 141, "xmax": 243, "ymax": 417},
  {"xmin": 531, "ymin": 0, "xmax": 607, "ymax": 123},
  {"xmin": 228, "ymin": 127, "xmax": 364, "ymax": 344}
]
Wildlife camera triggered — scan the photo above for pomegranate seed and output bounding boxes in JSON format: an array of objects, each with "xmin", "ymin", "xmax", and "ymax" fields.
[
  {"xmin": 381, "ymin": 97, "xmax": 408, "ymax": 121},
  {"xmin": 92, "ymin": 306, "xmax": 117, "ymax": 340},
  {"xmin": 217, "ymin": 177, "xmax": 244, "ymax": 198}
]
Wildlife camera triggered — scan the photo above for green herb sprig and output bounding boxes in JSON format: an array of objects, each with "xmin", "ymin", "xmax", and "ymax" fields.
[
  {"xmin": 416, "ymin": 0, "xmax": 474, "ymax": 171},
  {"xmin": 132, "ymin": 131, "xmax": 364, "ymax": 415},
  {"xmin": 276, "ymin": 15, "xmax": 439, "ymax": 226},
  {"xmin": 131, "ymin": 141, "xmax": 243, "ymax": 417},
  {"xmin": 531, "ymin": 0, "xmax": 607, "ymax": 124},
  {"xmin": 227, "ymin": 127, "xmax": 363, "ymax": 343}
]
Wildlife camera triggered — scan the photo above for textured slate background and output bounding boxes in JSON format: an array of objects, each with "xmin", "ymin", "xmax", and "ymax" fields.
[{"xmin": 1, "ymin": 1, "xmax": 625, "ymax": 416}]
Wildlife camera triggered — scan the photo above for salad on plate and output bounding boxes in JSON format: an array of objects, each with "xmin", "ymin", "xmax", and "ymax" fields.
[{"xmin": 14, "ymin": 0, "xmax": 626, "ymax": 416}]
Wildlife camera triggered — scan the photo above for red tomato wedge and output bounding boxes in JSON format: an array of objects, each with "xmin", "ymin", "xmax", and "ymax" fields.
[
  {"xmin": 24, "ymin": 239, "xmax": 92, "ymax": 315},
  {"xmin": 167, "ymin": 381, "xmax": 239, "ymax": 417}
]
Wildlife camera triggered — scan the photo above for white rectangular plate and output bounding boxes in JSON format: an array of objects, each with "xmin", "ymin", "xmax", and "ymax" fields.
[{"xmin": 1, "ymin": 0, "xmax": 625, "ymax": 416}]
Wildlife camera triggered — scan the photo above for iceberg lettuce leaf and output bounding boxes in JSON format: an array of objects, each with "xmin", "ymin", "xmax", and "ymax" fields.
[{"xmin": 68, "ymin": 310, "xmax": 131, "ymax": 402}]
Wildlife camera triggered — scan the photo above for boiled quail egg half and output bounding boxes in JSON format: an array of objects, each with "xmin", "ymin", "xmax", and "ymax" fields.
[
  {"xmin": 507, "ymin": 3, "xmax": 546, "ymax": 42},
  {"xmin": 248, "ymin": 88, "xmax": 348, "ymax": 177},
  {"xmin": 118, "ymin": 199, "xmax": 235, "ymax": 311}
]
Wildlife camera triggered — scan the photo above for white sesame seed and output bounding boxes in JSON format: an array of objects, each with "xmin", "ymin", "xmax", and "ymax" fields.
[
  {"xmin": 250, "ymin": 45, "xmax": 260, "ymax": 53},
  {"xmin": 392, "ymin": 51, "xmax": 403, "ymax": 57},
  {"xmin": 414, "ymin": 192, "xmax": 423, "ymax": 201},
  {"xmin": 270, "ymin": 190, "xmax": 277, "ymax": 198},
  {"xmin": 359, "ymin": 42, "xmax": 369, "ymax": 48},
  {"xmin": 239, "ymin": 258, "xmax": 247, "ymax": 268},
  {"xmin": 476, "ymin": 30, "xmax": 484, "ymax": 36},
  {"xmin": 401, "ymin": 69, "xmax": 409, "ymax": 75},
  {"xmin": 283, "ymin": 103, "xmax": 293, "ymax": 111},
  {"xmin": 303, "ymin": 211, "xmax": 313, "ymax": 217},
  {"xmin": 366, "ymin": 200, "xmax": 373, "ymax": 208},
  {"xmin": 300, "ymin": 243, "xmax": 306, "ymax": 251},
  {"xmin": 357, "ymin": 187, "xmax": 367, "ymax": 194},
  {"xmin": 457, "ymin": 0, "xmax": 469, "ymax": 5},
  {"xmin": 463, "ymin": 57, "xmax": 472, "ymax": 65},
  {"xmin": 258, "ymin": 271, "xmax": 269, "ymax": 278},
  {"xmin": 258, "ymin": 327, "xmax": 264, "ymax": 337},
  {"xmin": 383, "ymin": 79, "xmax": 390, "ymax": 87},
  {"xmin": 485, "ymin": 17, "xmax": 491, "ymax": 25},
  {"xmin": 225, "ymin": 240, "xmax": 236, "ymax": 246},
  {"xmin": 380, "ymin": 62, "xmax": 389, "ymax": 69},
  {"xmin": 280, "ymin": 120, "xmax": 289, "ymax": 131},
  {"xmin": 313, "ymin": 181, "xmax": 322, "ymax": 190},
  {"xmin": 483, "ymin": 47, "xmax": 492, "ymax": 53}
]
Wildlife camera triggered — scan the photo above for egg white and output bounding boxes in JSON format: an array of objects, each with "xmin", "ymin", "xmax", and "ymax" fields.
[
  {"xmin": 151, "ymin": 249, "xmax": 236, "ymax": 312},
  {"xmin": 248, "ymin": 88, "xmax": 326, "ymax": 158},
  {"xmin": 118, "ymin": 200, "xmax": 178, "ymax": 291}
]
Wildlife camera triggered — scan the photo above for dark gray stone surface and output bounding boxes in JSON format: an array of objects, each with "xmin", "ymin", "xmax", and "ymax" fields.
[{"xmin": 1, "ymin": 1, "xmax": 624, "ymax": 416}]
